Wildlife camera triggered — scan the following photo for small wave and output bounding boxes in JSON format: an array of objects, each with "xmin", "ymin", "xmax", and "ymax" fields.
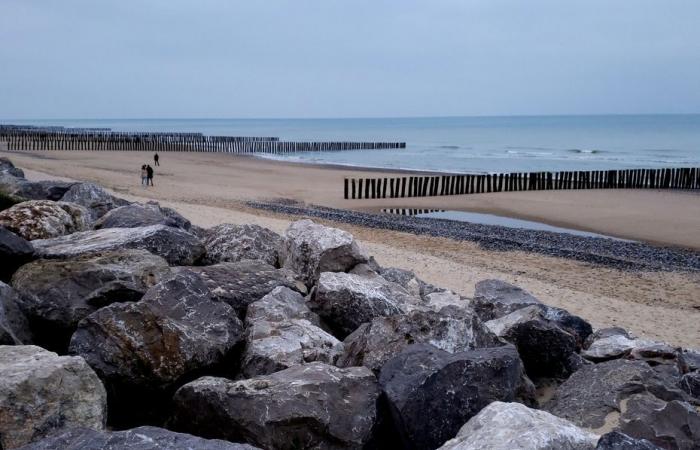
[
  {"xmin": 568, "ymin": 149, "xmax": 602, "ymax": 154},
  {"xmin": 438, "ymin": 145, "xmax": 460, "ymax": 149}
]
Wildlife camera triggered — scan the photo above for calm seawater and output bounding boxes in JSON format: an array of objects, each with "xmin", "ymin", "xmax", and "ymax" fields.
[{"xmin": 12, "ymin": 115, "xmax": 700, "ymax": 173}]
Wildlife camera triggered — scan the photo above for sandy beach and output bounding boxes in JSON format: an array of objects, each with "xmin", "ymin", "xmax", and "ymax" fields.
[{"xmin": 2, "ymin": 148, "xmax": 700, "ymax": 348}]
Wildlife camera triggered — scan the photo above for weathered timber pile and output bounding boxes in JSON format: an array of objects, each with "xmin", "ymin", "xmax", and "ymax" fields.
[{"xmin": 0, "ymin": 158, "xmax": 698, "ymax": 450}]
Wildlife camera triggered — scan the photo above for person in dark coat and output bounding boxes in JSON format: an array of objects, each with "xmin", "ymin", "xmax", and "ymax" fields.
[
  {"xmin": 146, "ymin": 165, "xmax": 154, "ymax": 186},
  {"xmin": 154, "ymin": 153, "xmax": 160, "ymax": 166}
]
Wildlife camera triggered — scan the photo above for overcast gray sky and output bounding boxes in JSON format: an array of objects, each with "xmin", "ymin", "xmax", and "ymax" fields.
[{"xmin": 1, "ymin": 1, "xmax": 699, "ymax": 119}]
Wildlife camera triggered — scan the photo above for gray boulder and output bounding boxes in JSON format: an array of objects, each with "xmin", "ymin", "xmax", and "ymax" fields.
[
  {"xmin": 310, "ymin": 271, "xmax": 420, "ymax": 339},
  {"xmin": 378, "ymin": 343, "xmax": 525, "ymax": 450},
  {"xmin": 438, "ymin": 401, "xmax": 598, "ymax": 450},
  {"xmin": 678, "ymin": 350, "xmax": 700, "ymax": 373},
  {"xmin": 17, "ymin": 426, "xmax": 261, "ymax": 450},
  {"xmin": 241, "ymin": 287, "xmax": 343, "ymax": 377},
  {"xmin": 0, "ymin": 173, "xmax": 76, "ymax": 202},
  {"xmin": 0, "ymin": 158, "xmax": 24, "ymax": 177},
  {"xmin": 472, "ymin": 279, "xmax": 542, "ymax": 321},
  {"xmin": 0, "ymin": 200, "xmax": 91, "ymax": 240},
  {"xmin": 582, "ymin": 328, "xmax": 644, "ymax": 361},
  {"xmin": 201, "ymin": 223, "xmax": 282, "ymax": 266},
  {"xmin": 337, "ymin": 307, "xmax": 501, "ymax": 373},
  {"xmin": 60, "ymin": 182, "xmax": 129, "ymax": 220},
  {"xmin": 11, "ymin": 250, "xmax": 171, "ymax": 352},
  {"xmin": 94, "ymin": 202, "xmax": 190, "ymax": 230},
  {"xmin": 68, "ymin": 271, "xmax": 244, "ymax": 426},
  {"xmin": 280, "ymin": 219, "xmax": 367, "ymax": 286},
  {"xmin": 184, "ymin": 260, "xmax": 306, "ymax": 317},
  {"xmin": 595, "ymin": 432, "xmax": 661, "ymax": 450},
  {"xmin": 0, "ymin": 282, "xmax": 31, "ymax": 345},
  {"xmin": 378, "ymin": 267, "xmax": 440, "ymax": 298},
  {"xmin": 680, "ymin": 372, "xmax": 700, "ymax": 398},
  {"xmin": 32, "ymin": 224, "xmax": 205, "ymax": 265},
  {"xmin": 171, "ymin": 363, "xmax": 379, "ymax": 450},
  {"xmin": 0, "ymin": 345, "xmax": 106, "ymax": 450},
  {"xmin": 0, "ymin": 227, "xmax": 34, "ymax": 282}
]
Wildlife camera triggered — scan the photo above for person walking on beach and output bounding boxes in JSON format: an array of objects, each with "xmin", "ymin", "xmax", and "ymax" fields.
[
  {"xmin": 154, "ymin": 153, "xmax": 159, "ymax": 166},
  {"xmin": 141, "ymin": 165, "xmax": 148, "ymax": 186},
  {"xmin": 146, "ymin": 164, "xmax": 154, "ymax": 186}
]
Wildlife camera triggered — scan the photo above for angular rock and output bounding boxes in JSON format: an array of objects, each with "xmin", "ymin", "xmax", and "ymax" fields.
[
  {"xmin": 0, "ymin": 157, "xmax": 24, "ymax": 178},
  {"xmin": 680, "ymin": 372, "xmax": 700, "ymax": 398},
  {"xmin": 337, "ymin": 307, "xmax": 501, "ymax": 373},
  {"xmin": 678, "ymin": 350, "xmax": 700, "ymax": 373},
  {"xmin": 629, "ymin": 342, "xmax": 679, "ymax": 366},
  {"xmin": 280, "ymin": 219, "xmax": 367, "ymax": 286},
  {"xmin": 241, "ymin": 287, "xmax": 343, "ymax": 377},
  {"xmin": 171, "ymin": 363, "xmax": 379, "ymax": 450},
  {"xmin": 379, "ymin": 343, "xmax": 525, "ymax": 450},
  {"xmin": 32, "ymin": 224, "xmax": 205, "ymax": 265},
  {"xmin": 201, "ymin": 223, "xmax": 282, "ymax": 266},
  {"xmin": 0, "ymin": 200, "xmax": 90, "ymax": 240},
  {"xmin": 583, "ymin": 327, "xmax": 631, "ymax": 349},
  {"xmin": 68, "ymin": 271, "xmax": 244, "ymax": 426},
  {"xmin": 94, "ymin": 202, "xmax": 189, "ymax": 230},
  {"xmin": 0, "ymin": 226, "xmax": 34, "ymax": 282},
  {"xmin": 438, "ymin": 401, "xmax": 598, "ymax": 450},
  {"xmin": 310, "ymin": 271, "xmax": 419, "ymax": 339},
  {"xmin": 157, "ymin": 204, "xmax": 192, "ymax": 230},
  {"xmin": 11, "ymin": 250, "xmax": 171, "ymax": 352},
  {"xmin": 543, "ymin": 306, "xmax": 593, "ymax": 348},
  {"xmin": 0, "ymin": 173, "xmax": 76, "ymax": 202},
  {"xmin": 618, "ymin": 394, "xmax": 700, "ymax": 450},
  {"xmin": 595, "ymin": 432, "xmax": 661, "ymax": 450},
  {"xmin": 17, "ymin": 426, "xmax": 261, "ymax": 450},
  {"xmin": 184, "ymin": 260, "xmax": 306, "ymax": 317},
  {"xmin": 0, "ymin": 282, "xmax": 31, "ymax": 345},
  {"xmin": 472, "ymin": 279, "xmax": 541, "ymax": 321},
  {"xmin": 60, "ymin": 182, "xmax": 129, "ymax": 220},
  {"xmin": 0, "ymin": 345, "xmax": 106, "ymax": 450},
  {"xmin": 582, "ymin": 328, "xmax": 641, "ymax": 361},
  {"xmin": 379, "ymin": 267, "xmax": 439, "ymax": 298}
]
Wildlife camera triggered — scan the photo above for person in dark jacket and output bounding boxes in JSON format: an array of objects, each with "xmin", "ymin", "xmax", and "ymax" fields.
[
  {"xmin": 146, "ymin": 165, "xmax": 154, "ymax": 186},
  {"xmin": 154, "ymin": 153, "xmax": 160, "ymax": 166}
]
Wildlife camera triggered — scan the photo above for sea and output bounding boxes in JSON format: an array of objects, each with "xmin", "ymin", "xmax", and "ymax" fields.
[{"xmin": 10, "ymin": 114, "xmax": 700, "ymax": 174}]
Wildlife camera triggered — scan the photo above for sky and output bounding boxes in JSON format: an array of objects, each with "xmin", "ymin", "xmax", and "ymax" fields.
[{"xmin": 1, "ymin": 1, "xmax": 699, "ymax": 119}]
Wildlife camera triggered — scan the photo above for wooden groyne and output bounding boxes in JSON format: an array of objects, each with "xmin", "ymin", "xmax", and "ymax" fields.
[
  {"xmin": 344, "ymin": 168, "xmax": 700, "ymax": 199},
  {"xmin": 0, "ymin": 125, "xmax": 405, "ymax": 154},
  {"xmin": 382, "ymin": 208, "xmax": 445, "ymax": 216}
]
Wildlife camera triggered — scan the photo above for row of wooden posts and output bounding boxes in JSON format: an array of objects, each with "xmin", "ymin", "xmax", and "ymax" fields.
[
  {"xmin": 381, "ymin": 208, "xmax": 445, "ymax": 216},
  {"xmin": 344, "ymin": 167, "xmax": 700, "ymax": 199}
]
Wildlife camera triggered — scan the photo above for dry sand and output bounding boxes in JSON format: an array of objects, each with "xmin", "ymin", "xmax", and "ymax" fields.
[{"xmin": 3, "ymin": 149, "xmax": 700, "ymax": 349}]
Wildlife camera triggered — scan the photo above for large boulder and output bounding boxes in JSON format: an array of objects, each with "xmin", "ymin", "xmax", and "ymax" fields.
[
  {"xmin": 437, "ymin": 401, "xmax": 598, "ymax": 450},
  {"xmin": 184, "ymin": 260, "xmax": 306, "ymax": 317},
  {"xmin": 0, "ymin": 345, "xmax": 106, "ymax": 450},
  {"xmin": 32, "ymin": 224, "xmax": 205, "ymax": 265},
  {"xmin": 68, "ymin": 271, "xmax": 244, "ymax": 426},
  {"xmin": 0, "ymin": 200, "xmax": 90, "ymax": 240},
  {"xmin": 378, "ymin": 267, "xmax": 440, "ymax": 298},
  {"xmin": 241, "ymin": 287, "xmax": 343, "ymax": 377},
  {"xmin": 0, "ymin": 227, "xmax": 34, "ymax": 282},
  {"xmin": 94, "ymin": 202, "xmax": 190, "ymax": 230},
  {"xmin": 337, "ymin": 307, "xmax": 501, "ymax": 373},
  {"xmin": 472, "ymin": 279, "xmax": 542, "ymax": 321},
  {"xmin": 170, "ymin": 363, "xmax": 379, "ymax": 450},
  {"xmin": 595, "ymin": 432, "xmax": 661, "ymax": 450},
  {"xmin": 201, "ymin": 223, "xmax": 282, "ymax": 266},
  {"xmin": 280, "ymin": 219, "xmax": 367, "ymax": 286},
  {"xmin": 0, "ymin": 158, "xmax": 24, "ymax": 178},
  {"xmin": 378, "ymin": 343, "xmax": 525, "ymax": 450},
  {"xmin": 310, "ymin": 271, "xmax": 418, "ymax": 339},
  {"xmin": 0, "ymin": 173, "xmax": 76, "ymax": 202},
  {"xmin": 0, "ymin": 282, "xmax": 32, "ymax": 345},
  {"xmin": 582, "ymin": 328, "xmax": 644, "ymax": 361},
  {"xmin": 17, "ymin": 426, "xmax": 261, "ymax": 450},
  {"xmin": 60, "ymin": 182, "xmax": 129, "ymax": 220},
  {"xmin": 681, "ymin": 372, "xmax": 700, "ymax": 398},
  {"xmin": 11, "ymin": 250, "xmax": 171, "ymax": 352}
]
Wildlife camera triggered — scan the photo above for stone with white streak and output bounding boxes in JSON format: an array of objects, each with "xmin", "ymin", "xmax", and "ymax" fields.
[{"xmin": 0, "ymin": 200, "xmax": 90, "ymax": 240}]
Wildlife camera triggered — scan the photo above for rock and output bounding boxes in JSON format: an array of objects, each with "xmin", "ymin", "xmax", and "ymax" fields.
[
  {"xmin": 595, "ymin": 431, "xmax": 662, "ymax": 450},
  {"xmin": 94, "ymin": 202, "xmax": 190, "ymax": 230},
  {"xmin": 17, "ymin": 426, "xmax": 261, "ymax": 450},
  {"xmin": 424, "ymin": 290, "xmax": 472, "ymax": 311},
  {"xmin": 472, "ymin": 279, "xmax": 541, "ymax": 321},
  {"xmin": 280, "ymin": 219, "xmax": 367, "ymax": 286},
  {"xmin": 378, "ymin": 343, "xmax": 525, "ymax": 450},
  {"xmin": 241, "ymin": 287, "xmax": 343, "ymax": 377},
  {"xmin": 68, "ymin": 271, "xmax": 244, "ymax": 426},
  {"xmin": 201, "ymin": 223, "xmax": 282, "ymax": 266},
  {"xmin": 11, "ymin": 250, "xmax": 171, "ymax": 352},
  {"xmin": 680, "ymin": 372, "xmax": 700, "ymax": 398},
  {"xmin": 543, "ymin": 306, "xmax": 593, "ymax": 349},
  {"xmin": 544, "ymin": 359, "xmax": 691, "ymax": 430},
  {"xmin": 583, "ymin": 327, "xmax": 631, "ymax": 349},
  {"xmin": 629, "ymin": 342, "xmax": 679, "ymax": 366},
  {"xmin": 0, "ymin": 282, "xmax": 31, "ymax": 344},
  {"xmin": 32, "ymin": 224, "xmax": 205, "ymax": 265},
  {"xmin": 0, "ymin": 158, "xmax": 24, "ymax": 177},
  {"xmin": 618, "ymin": 394, "xmax": 700, "ymax": 450},
  {"xmin": 310, "ymin": 271, "xmax": 419, "ymax": 339},
  {"xmin": 485, "ymin": 305, "xmax": 578, "ymax": 379},
  {"xmin": 184, "ymin": 260, "xmax": 306, "ymax": 317},
  {"xmin": 60, "ymin": 182, "xmax": 129, "ymax": 220},
  {"xmin": 678, "ymin": 350, "xmax": 700, "ymax": 374},
  {"xmin": 437, "ymin": 401, "xmax": 599, "ymax": 450},
  {"xmin": 0, "ymin": 226, "xmax": 34, "ymax": 282},
  {"xmin": 0, "ymin": 200, "xmax": 90, "ymax": 240},
  {"xmin": 337, "ymin": 307, "xmax": 501, "ymax": 373},
  {"xmin": 379, "ymin": 267, "xmax": 439, "ymax": 298},
  {"xmin": 0, "ymin": 173, "xmax": 76, "ymax": 202},
  {"xmin": 0, "ymin": 345, "xmax": 106, "ymax": 449},
  {"xmin": 170, "ymin": 363, "xmax": 379, "ymax": 450},
  {"xmin": 582, "ymin": 328, "xmax": 641, "ymax": 361},
  {"xmin": 150, "ymin": 202, "xmax": 192, "ymax": 230}
]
